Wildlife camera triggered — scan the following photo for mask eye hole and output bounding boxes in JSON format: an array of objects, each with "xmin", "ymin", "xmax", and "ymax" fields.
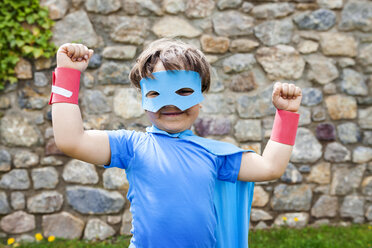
[
  {"xmin": 175, "ymin": 88, "xmax": 194, "ymax": 96},
  {"xmin": 146, "ymin": 91, "xmax": 159, "ymax": 98}
]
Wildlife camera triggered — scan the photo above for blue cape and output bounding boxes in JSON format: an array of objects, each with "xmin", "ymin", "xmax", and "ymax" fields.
[{"xmin": 147, "ymin": 126, "xmax": 255, "ymax": 248}]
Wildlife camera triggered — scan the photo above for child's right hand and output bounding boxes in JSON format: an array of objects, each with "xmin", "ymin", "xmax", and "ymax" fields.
[{"xmin": 56, "ymin": 43, "xmax": 94, "ymax": 72}]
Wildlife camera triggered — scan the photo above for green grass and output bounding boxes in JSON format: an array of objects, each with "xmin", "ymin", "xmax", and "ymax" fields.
[{"xmin": 1, "ymin": 225, "xmax": 370, "ymax": 248}]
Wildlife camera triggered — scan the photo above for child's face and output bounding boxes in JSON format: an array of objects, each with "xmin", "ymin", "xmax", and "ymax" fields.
[{"xmin": 144, "ymin": 61, "xmax": 201, "ymax": 133}]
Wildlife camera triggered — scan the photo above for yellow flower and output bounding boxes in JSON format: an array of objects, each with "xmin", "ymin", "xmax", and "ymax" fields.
[
  {"xmin": 368, "ymin": 225, "xmax": 372, "ymax": 230},
  {"xmin": 35, "ymin": 233, "xmax": 43, "ymax": 241},
  {"xmin": 282, "ymin": 216, "xmax": 287, "ymax": 221},
  {"xmin": 294, "ymin": 217, "xmax": 299, "ymax": 222},
  {"xmin": 7, "ymin": 238, "xmax": 15, "ymax": 245},
  {"xmin": 48, "ymin": 236, "xmax": 55, "ymax": 242}
]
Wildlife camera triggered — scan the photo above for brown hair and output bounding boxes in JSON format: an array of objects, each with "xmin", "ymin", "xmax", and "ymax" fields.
[{"xmin": 129, "ymin": 38, "xmax": 211, "ymax": 92}]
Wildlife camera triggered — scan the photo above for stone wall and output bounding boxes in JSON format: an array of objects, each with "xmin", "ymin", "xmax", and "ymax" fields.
[{"xmin": 0, "ymin": 0, "xmax": 371, "ymax": 242}]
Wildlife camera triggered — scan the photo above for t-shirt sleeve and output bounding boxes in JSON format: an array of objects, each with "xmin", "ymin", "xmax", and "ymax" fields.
[
  {"xmin": 216, "ymin": 152, "xmax": 244, "ymax": 183},
  {"xmin": 104, "ymin": 129, "xmax": 143, "ymax": 170}
]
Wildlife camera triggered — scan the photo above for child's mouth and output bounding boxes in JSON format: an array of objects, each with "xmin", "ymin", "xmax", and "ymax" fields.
[{"xmin": 161, "ymin": 112, "xmax": 184, "ymax": 116}]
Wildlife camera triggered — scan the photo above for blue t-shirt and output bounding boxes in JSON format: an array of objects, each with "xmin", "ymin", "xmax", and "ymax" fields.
[{"xmin": 105, "ymin": 130, "xmax": 242, "ymax": 248}]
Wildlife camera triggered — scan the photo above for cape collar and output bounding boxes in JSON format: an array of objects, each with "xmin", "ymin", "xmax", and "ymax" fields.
[{"xmin": 146, "ymin": 125, "xmax": 194, "ymax": 139}]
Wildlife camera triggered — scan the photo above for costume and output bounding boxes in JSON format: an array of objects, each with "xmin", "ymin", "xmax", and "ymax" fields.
[{"xmin": 104, "ymin": 127, "xmax": 254, "ymax": 247}]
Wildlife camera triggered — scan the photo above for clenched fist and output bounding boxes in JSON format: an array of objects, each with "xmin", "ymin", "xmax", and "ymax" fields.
[
  {"xmin": 56, "ymin": 43, "xmax": 94, "ymax": 72},
  {"xmin": 272, "ymin": 82, "xmax": 302, "ymax": 113}
]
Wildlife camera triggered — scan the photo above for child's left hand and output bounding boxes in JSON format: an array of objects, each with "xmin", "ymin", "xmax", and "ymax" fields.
[{"xmin": 272, "ymin": 82, "xmax": 302, "ymax": 113}]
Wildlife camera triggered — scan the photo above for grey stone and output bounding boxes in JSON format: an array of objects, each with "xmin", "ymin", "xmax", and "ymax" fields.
[
  {"xmin": 0, "ymin": 211, "xmax": 35, "ymax": 234},
  {"xmin": 363, "ymin": 131, "xmax": 372, "ymax": 146},
  {"xmin": 14, "ymin": 151, "xmax": 39, "ymax": 168},
  {"xmin": 316, "ymin": 123, "xmax": 336, "ymax": 141},
  {"xmin": 306, "ymin": 54, "xmax": 338, "ymax": 84},
  {"xmin": 217, "ymin": 0, "xmax": 241, "ymax": 10},
  {"xmin": 0, "ymin": 169, "xmax": 30, "ymax": 190},
  {"xmin": 123, "ymin": 0, "xmax": 162, "ymax": 16},
  {"xmin": 202, "ymin": 94, "xmax": 235, "ymax": 115},
  {"xmin": 241, "ymin": 2, "xmax": 253, "ymax": 13},
  {"xmin": 52, "ymin": 10, "xmax": 99, "ymax": 47},
  {"xmin": 212, "ymin": 11, "xmax": 254, "ymax": 36},
  {"xmin": 339, "ymin": 0, "xmax": 372, "ymax": 32},
  {"xmin": 27, "ymin": 191, "xmax": 63, "ymax": 213},
  {"xmin": 307, "ymin": 162, "xmax": 331, "ymax": 184},
  {"xmin": 102, "ymin": 46, "xmax": 137, "ymax": 60},
  {"xmin": 317, "ymin": 0, "xmax": 343, "ymax": 9},
  {"xmin": 353, "ymin": 146, "xmax": 372, "ymax": 164},
  {"xmin": 152, "ymin": 17, "xmax": 200, "ymax": 38},
  {"xmin": 18, "ymin": 86, "xmax": 49, "ymax": 110},
  {"xmin": 274, "ymin": 212, "xmax": 309, "ymax": 228},
  {"xmin": 319, "ymin": 33, "xmax": 357, "ymax": 57},
  {"xmin": 120, "ymin": 209, "xmax": 132, "ymax": 235},
  {"xmin": 237, "ymin": 86, "xmax": 276, "ymax": 118},
  {"xmin": 271, "ymin": 184, "xmax": 312, "ymax": 211},
  {"xmin": 362, "ymin": 177, "xmax": 372, "ymax": 196},
  {"xmin": 40, "ymin": 0, "xmax": 68, "ymax": 20},
  {"xmin": 185, "ymin": 0, "xmax": 214, "ymax": 18},
  {"xmin": 299, "ymin": 165, "xmax": 311, "ymax": 173},
  {"xmin": 63, "ymin": 160, "xmax": 99, "ymax": 185},
  {"xmin": 341, "ymin": 69, "xmax": 368, "ymax": 96},
  {"xmin": 340, "ymin": 195, "xmax": 364, "ymax": 219},
  {"xmin": 338, "ymin": 58, "xmax": 356, "ymax": 68},
  {"xmin": 251, "ymin": 3, "xmax": 294, "ymax": 19},
  {"xmin": 103, "ymin": 168, "xmax": 129, "ymax": 190},
  {"xmin": 0, "ymin": 149, "xmax": 11, "ymax": 172},
  {"xmin": 10, "ymin": 192, "xmax": 25, "ymax": 210},
  {"xmin": 294, "ymin": 9, "xmax": 336, "ymax": 31},
  {"xmin": 254, "ymin": 19, "xmax": 294, "ymax": 46},
  {"xmin": 0, "ymin": 112, "xmax": 43, "ymax": 147},
  {"xmin": 255, "ymin": 45, "xmax": 305, "ymax": 80},
  {"xmin": 280, "ymin": 163, "xmax": 302, "ymax": 184},
  {"xmin": 98, "ymin": 62, "xmax": 131, "ymax": 85},
  {"xmin": 323, "ymin": 83, "xmax": 337, "ymax": 95},
  {"xmin": 359, "ymin": 106, "xmax": 372, "ymax": 129},
  {"xmin": 312, "ymin": 106, "xmax": 326, "ymax": 122},
  {"xmin": 357, "ymin": 96, "xmax": 372, "ymax": 105},
  {"xmin": 82, "ymin": 90, "xmax": 111, "ymax": 115},
  {"xmin": 337, "ymin": 122, "xmax": 361, "ymax": 144},
  {"xmin": 42, "ymin": 212, "xmax": 85, "ymax": 239},
  {"xmin": 331, "ymin": 164, "xmax": 366, "ymax": 195},
  {"xmin": 324, "ymin": 142, "xmax": 351, "ymax": 162},
  {"xmin": 163, "ymin": 0, "xmax": 186, "ymax": 14},
  {"xmin": 222, "ymin": 54, "xmax": 256, "ymax": 73},
  {"xmin": 250, "ymin": 209, "xmax": 273, "ymax": 222},
  {"xmin": 107, "ymin": 215, "xmax": 122, "ymax": 225},
  {"xmin": 31, "ymin": 167, "xmax": 59, "ymax": 189},
  {"xmin": 357, "ymin": 44, "xmax": 372, "ymax": 71},
  {"xmin": 290, "ymin": 128, "xmax": 322, "ymax": 163},
  {"xmin": 311, "ymin": 195, "xmax": 338, "ymax": 218},
  {"xmin": 85, "ymin": 0, "xmax": 121, "ymax": 14},
  {"xmin": 0, "ymin": 192, "xmax": 10, "ymax": 214},
  {"xmin": 66, "ymin": 186, "xmax": 125, "ymax": 214},
  {"xmin": 209, "ymin": 68, "xmax": 224, "ymax": 93},
  {"xmin": 113, "ymin": 88, "xmax": 144, "ymax": 119},
  {"xmin": 16, "ymin": 234, "xmax": 35, "ymax": 243},
  {"xmin": 83, "ymin": 72, "xmax": 95, "ymax": 88},
  {"xmin": 194, "ymin": 116, "xmax": 231, "ymax": 137},
  {"xmin": 301, "ymin": 88, "xmax": 323, "ymax": 106},
  {"xmin": 229, "ymin": 39, "xmax": 259, "ymax": 53},
  {"xmin": 314, "ymin": 185, "xmax": 330, "ymax": 194},
  {"xmin": 40, "ymin": 156, "xmax": 63, "ymax": 166},
  {"xmin": 34, "ymin": 72, "xmax": 48, "ymax": 87},
  {"xmin": 109, "ymin": 16, "xmax": 149, "ymax": 45},
  {"xmin": 88, "ymin": 54, "xmax": 102, "ymax": 69},
  {"xmin": 234, "ymin": 120, "xmax": 262, "ymax": 142},
  {"xmin": 84, "ymin": 219, "xmax": 116, "ymax": 241},
  {"xmin": 255, "ymin": 221, "xmax": 268, "ymax": 230}
]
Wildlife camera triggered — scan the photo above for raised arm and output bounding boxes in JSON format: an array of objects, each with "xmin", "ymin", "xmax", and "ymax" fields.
[
  {"xmin": 51, "ymin": 44, "xmax": 111, "ymax": 165},
  {"xmin": 238, "ymin": 82, "xmax": 302, "ymax": 182}
]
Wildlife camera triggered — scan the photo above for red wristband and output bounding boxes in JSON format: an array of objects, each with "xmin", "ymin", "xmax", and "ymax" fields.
[
  {"xmin": 270, "ymin": 109, "xmax": 300, "ymax": 146},
  {"xmin": 48, "ymin": 67, "xmax": 81, "ymax": 105}
]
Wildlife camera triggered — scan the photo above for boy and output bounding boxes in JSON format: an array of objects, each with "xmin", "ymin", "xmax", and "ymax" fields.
[{"xmin": 51, "ymin": 39, "xmax": 302, "ymax": 248}]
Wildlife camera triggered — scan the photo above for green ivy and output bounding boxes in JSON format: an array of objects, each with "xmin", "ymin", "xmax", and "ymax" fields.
[{"xmin": 0, "ymin": 0, "xmax": 56, "ymax": 89}]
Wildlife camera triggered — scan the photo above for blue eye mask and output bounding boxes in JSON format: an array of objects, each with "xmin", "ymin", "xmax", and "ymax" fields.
[{"xmin": 139, "ymin": 70, "xmax": 204, "ymax": 112}]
